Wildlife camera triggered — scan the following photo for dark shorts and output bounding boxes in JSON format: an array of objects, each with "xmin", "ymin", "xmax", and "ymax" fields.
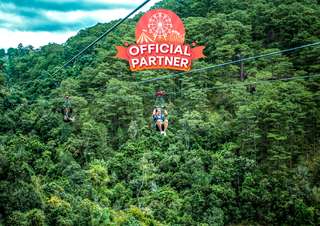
[{"xmin": 156, "ymin": 123, "xmax": 165, "ymax": 131}]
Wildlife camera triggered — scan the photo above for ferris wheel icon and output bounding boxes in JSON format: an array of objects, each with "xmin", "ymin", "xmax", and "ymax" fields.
[{"xmin": 148, "ymin": 12, "xmax": 173, "ymax": 40}]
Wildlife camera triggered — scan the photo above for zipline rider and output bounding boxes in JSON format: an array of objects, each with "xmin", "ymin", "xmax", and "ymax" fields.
[{"xmin": 152, "ymin": 107, "xmax": 169, "ymax": 136}]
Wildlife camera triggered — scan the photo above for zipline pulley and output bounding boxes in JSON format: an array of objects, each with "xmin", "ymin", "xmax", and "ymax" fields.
[{"xmin": 155, "ymin": 90, "xmax": 166, "ymax": 109}]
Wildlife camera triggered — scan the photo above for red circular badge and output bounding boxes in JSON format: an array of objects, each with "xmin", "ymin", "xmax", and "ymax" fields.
[{"xmin": 135, "ymin": 9, "xmax": 185, "ymax": 44}]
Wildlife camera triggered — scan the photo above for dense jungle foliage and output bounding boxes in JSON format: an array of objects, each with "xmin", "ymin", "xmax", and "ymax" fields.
[{"xmin": 1, "ymin": 0, "xmax": 320, "ymax": 225}]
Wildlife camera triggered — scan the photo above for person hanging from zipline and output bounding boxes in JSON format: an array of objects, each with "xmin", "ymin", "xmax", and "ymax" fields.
[
  {"xmin": 152, "ymin": 107, "xmax": 169, "ymax": 136},
  {"xmin": 152, "ymin": 90, "xmax": 169, "ymax": 135},
  {"xmin": 63, "ymin": 96, "xmax": 74, "ymax": 122}
]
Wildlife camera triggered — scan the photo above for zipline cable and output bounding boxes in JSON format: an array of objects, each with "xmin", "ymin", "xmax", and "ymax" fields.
[
  {"xmin": 51, "ymin": 0, "xmax": 151, "ymax": 78},
  {"xmin": 138, "ymin": 74, "xmax": 320, "ymax": 97},
  {"xmin": 66, "ymin": 73, "xmax": 320, "ymax": 99},
  {"xmin": 19, "ymin": 40, "xmax": 320, "ymax": 88},
  {"xmin": 17, "ymin": 39, "xmax": 320, "ymax": 102},
  {"xmin": 138, "ymin": 41, "xmax": 320, "ymax": 83},
  {"xmin": 190, "ymin": 73, "xmax": 320, "ymax": 92},
  {"xmin": 23, "ymin": 73, "xmax": 320, "ymax": 105}
]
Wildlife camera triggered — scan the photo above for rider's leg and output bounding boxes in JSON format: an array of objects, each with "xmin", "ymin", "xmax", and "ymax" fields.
[
  {"xmin": 164, "ymin": 119, "xmax": 168, "ymax": 131},
  {"xmin": 65, "ymin": 108, "xmax": 70, "ymax": 117},
  {"xmin": 156, "ymin": 120, "xmax": 163, "ymax": 132},
  {"xmin": 64, "ymin": 108, "xmax": 68, "ymax": 121}
]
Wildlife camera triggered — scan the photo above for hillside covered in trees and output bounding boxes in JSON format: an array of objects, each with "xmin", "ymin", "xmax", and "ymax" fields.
[{"xmin": 0, "ymin": 0, "xmax": 320, "ymax": 225}]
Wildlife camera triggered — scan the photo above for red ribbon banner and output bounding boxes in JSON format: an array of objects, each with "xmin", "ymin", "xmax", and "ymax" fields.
[{"xmin": 115, "ymin": 44, "xmax": 205, "ymax": 72}]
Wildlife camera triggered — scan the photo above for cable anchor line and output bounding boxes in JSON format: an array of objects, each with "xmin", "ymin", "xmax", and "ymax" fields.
[
  {"xmin": 51, "ymin": 0, "xmax": 151, "ymax": 77},
  {"xmin": 138, "ymin": 41, "xmax": 320, "ymax": 83}
]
